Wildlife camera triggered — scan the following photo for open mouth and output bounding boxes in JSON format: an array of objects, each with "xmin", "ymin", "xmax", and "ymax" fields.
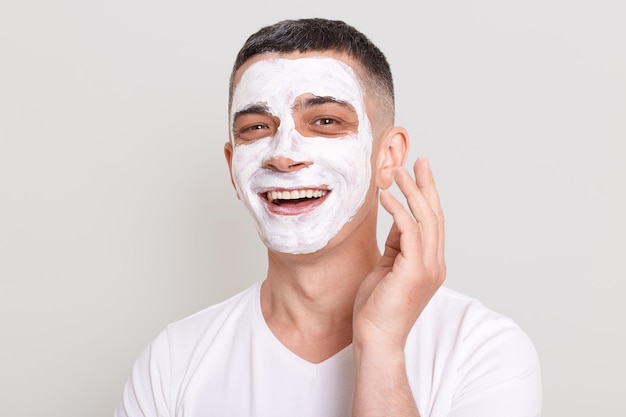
[
  {"xmin": 266, "ymin": 189, "xmax": 328, "ymax": 204},
  {"xmin": 261, "ymin": 188, "xmax": 330, "ymax": 215}
]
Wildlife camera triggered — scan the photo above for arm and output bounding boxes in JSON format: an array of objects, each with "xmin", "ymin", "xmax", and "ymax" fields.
[{"xmin": 352, "ymin": 158, "xmax": 446, "ymax": 417}]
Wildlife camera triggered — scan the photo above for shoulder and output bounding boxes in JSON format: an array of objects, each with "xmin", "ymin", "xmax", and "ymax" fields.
[
  {"xmin": 425, "ymin": 286, "xmax": 522, "ymax": 332},
  {"xmin": 136, "ymin": 281, "xmax": 262, "ymax": 379},
  {"xmin": 421, "ymin": 286, "xmax": 539, "ymax": 361},
  {"xmin": 163, "ymin": 281, "xmax": 261, "ymax": 342},
  {"xmin": 411, "ymin": 286, "xmax": 542, "ymax": 414},
  {"xmin": 138, "ymin": 281, "xmax": 262, "ymax": 361},
  {"xmin": 114, "ymin": 283, "xmax": 263, "ymax": 416}
]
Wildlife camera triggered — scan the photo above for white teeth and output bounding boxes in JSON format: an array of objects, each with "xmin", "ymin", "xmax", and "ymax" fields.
[{"xmin": 266, "ymin": 189, "xmax": 328, "ymax": 202}]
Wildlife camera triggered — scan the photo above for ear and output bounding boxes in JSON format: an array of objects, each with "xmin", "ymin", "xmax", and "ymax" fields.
[
  {"xmin": 374, "ymin": 126, "xmax": 409, "ymax": 189},
  {"xmin": 223, "ymin": 141, "xmax": 241, "ymax": 200}
]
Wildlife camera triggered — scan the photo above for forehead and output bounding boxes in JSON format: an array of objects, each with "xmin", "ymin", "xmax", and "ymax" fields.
[
  {"xmin": 232, "ymin": 51, "xmax": 364, "ymax": 88},
  {"xmin": 230, "ymin": 54, "xmax": 365, "ymax": 112}
]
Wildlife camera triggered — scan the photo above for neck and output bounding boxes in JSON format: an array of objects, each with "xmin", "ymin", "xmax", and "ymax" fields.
[{"xmin": 260, "ymin": 215, "xmax": 381, "ymax": 363}]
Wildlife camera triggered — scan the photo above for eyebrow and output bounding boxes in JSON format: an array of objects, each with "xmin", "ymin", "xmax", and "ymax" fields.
[
  {"xmin": 292, "ymin": 95, "xmax": 352, "ymax": 110},
  {"xmin": 232, "ymin": 103, "xmax": 271, "ymax": 125}
]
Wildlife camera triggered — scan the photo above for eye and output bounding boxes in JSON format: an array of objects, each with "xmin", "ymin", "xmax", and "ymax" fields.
[
  {"xmin": 233, "ymin": 123, "xmax": 273, "ymax": 143},
  {"xmin": 232, "ymin": 113, "xmax": 278, "ymax": 143},
  {"xmin": 244, "ymin": 124, "xmax": 269, "ymax": 132},
  {"xmin": 313, "ymin": 118, "xmax": 337, "ymax": 126},
  {"xmin": 303, "ymin": 115, "xmax": 356, "ymax": 137},
  {"xmin": 294, "ymin": 99, "xmax": 359, "ymax": 138}
]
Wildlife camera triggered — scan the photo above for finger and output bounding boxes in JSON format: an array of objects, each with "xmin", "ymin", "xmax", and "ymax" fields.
[
  {"xmin": 413, "ymin": 158, "xmax": 445, "ymax": 266},
  {"xmin": 379, "ymin": 189, "xmax": 423, "ymax": 267},
  {"xmin": 393, "ymin": 168, "xmax": 439, "ymax": 268}
]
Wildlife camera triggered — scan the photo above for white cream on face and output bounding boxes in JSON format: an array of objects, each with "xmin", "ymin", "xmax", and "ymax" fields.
[{"xmin": 229, "ymin": 57, "xmax": 373, "ymax": 254}]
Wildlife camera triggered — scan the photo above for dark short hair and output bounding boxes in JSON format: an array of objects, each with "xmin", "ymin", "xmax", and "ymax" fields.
[{"xmin": 229, "ymin": 18, "xmax": 395, "ymax": 121}]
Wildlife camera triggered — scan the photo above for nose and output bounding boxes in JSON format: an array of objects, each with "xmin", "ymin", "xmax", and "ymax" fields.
[
  {"xmin": 263, "ymin": 156, "xmax": 312, "ymax": 172},
  {"xmin": 262, "ymin": 126, "xmax": 312, "ymax": 172}
]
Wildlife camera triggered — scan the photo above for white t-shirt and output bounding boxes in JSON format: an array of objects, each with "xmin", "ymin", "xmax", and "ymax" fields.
[{"xmin": 115, "ymin": 282, "xmax": 541, "ymax": 417}]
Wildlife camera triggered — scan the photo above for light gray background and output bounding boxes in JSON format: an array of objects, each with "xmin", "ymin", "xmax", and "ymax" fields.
[{"xmin": 1, "ymin": 1, "xmax": 624, "ymax": 416}]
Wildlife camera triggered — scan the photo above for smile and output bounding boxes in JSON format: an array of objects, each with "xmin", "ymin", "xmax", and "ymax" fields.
[
  {"xmin": 266, "ymin": 189, "xmax": 328, "ymax": 204},
  {"xmin": 260, "ymin": 188, "xmax": 331, "ymax": 215}
]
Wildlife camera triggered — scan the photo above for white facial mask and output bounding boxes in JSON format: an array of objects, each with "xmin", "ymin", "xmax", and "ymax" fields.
[{"xmin": 229, "ymin": 57, "xmax": 373, "ymax": 254}]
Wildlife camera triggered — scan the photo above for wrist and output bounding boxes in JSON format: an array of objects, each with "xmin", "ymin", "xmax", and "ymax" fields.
[{"xmin": 354, "ymin": 342, "xmax": 407, "ymax": 376}]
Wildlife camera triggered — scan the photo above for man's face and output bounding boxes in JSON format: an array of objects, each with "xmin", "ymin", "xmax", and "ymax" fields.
[{"xmin": 228, "ymin": 56, "xmax": 374, "ymax": 254}]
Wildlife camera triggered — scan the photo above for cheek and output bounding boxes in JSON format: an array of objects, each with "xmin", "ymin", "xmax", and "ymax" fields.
[
  {"xmin": 340, "ymin": 149, "xmax": 369, "ymax": 185},
  {"xmin": 231, "ymin": 141, "xmax": 266, "ymax": 190},
  {"xmin": 305, "ymin": 138, "xmax": 371, "ymax": 187}
]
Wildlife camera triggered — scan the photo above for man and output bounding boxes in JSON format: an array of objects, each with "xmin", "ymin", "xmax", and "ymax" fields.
[{"xmin": 115, "ymin": 18, "xmax": 541, "ymax": 416}]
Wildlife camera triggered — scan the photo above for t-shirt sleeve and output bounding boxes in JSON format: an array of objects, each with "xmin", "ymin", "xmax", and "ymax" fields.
[
  {"xmin": 449, "ymin": 315, "xmax": 542, "ymax": 417},
  {"xmin": 114, "ymin": 330, "xmax": 172, "ymax": 417}
]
